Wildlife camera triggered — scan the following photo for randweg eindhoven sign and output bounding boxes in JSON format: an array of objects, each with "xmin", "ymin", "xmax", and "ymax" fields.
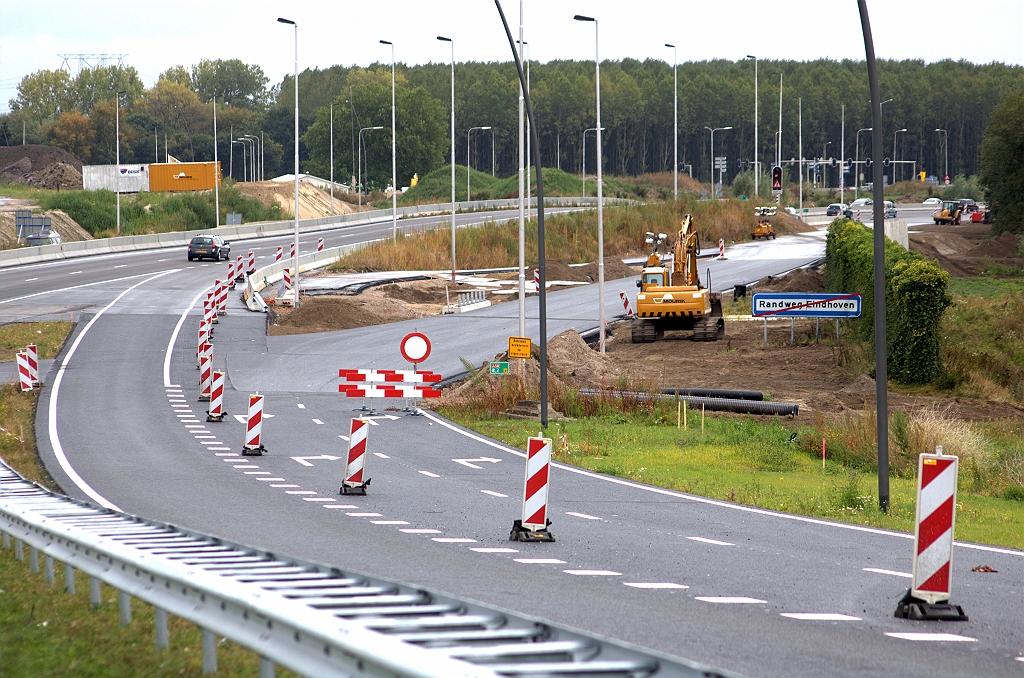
[{"xmin": 752, "ymin": 292, "xmax": 862, "ymax": 319}]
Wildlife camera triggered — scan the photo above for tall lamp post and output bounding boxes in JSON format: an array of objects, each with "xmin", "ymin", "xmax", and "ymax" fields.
[
  {"xmin": 581, "ymin": 127, "xmax": 603, "ymax": 199},
  {"xmin": 774, "ymin": 72, "xmax": 783, "ymax": 168},
  {"xmin": 935, "ymin": 128, "xmax": 948, "ymax": 183},
  {"xmin": 243, "ymin": 134, "xmax": 260, "ymax": 184},
  {"xmin": 574, "ymin": 14, "xmax": 606, "ymax": 353},
  {"xmin": 746, "ymin": 55, "xmax": 757, "ymax": 198},
  {"xmin": 467, "ymin": 126, "xmax": 491, "ymax": 200},
  {"xmin": 329, "ymin": 103, "xmax": 335, "ymax": 215},
  {"xmin": 517, "ymin": 1, "xmax": 525, "ymax": 339},
  {"xmin": 855, "ymin": 127, "xmax": 871, "ymax": 199},
  {"xmin": 232, "ymin": 140, "xmax": 245, "ymax": 181},
  {"xmin": 277, "ymin": 17, "xmax": 300, "ymax": 307},
  {"xmin": 666, "ymin": 43, "xmax": 678, "ymax": 200},
  {"xmin": 212, "ymin": 96, "xmax": 220, "ymax": 227},
  {"xmin": 893, "ymin": 128, "xmax": 907, "ymax": 185},
  {"xmin": 704, "ymin": 126, "xmax": 732, "ymax": 198},
  {"xmin": 437, "ymin": 35, "xmax": 456, "ymax": 282},
  {"xmin": 821, "ymin": 141, "xmax": 832, "ymax": 190},
  {"xmin": 381, "ymin": 40, "xmax": 397, "ymax": 239},
  {"xmin": 358, "ymin": 126, "xmax": 384, "ymax": 207},
  {"xmin": 115, "ymin": 90, "xmax": 125, "ymax": 235}
]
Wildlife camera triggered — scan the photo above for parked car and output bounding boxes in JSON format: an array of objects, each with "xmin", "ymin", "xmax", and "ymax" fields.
[
  {"xmin": 825, "ymin": 203, "xmax": 848, "ymax": 217},
  {"xmin": 884, "ymin": 201, "xmax": 897, "ymax": 218},
  {"xmin": 849, "ymin": 198, "xmax": 873, "ymax": 208},
  {"xmin": 923, "ymin": 197, "xmax": 941, "ymax": 205},
  {"xmin": 25, "ymin": 229, "xmax": 62, "ymax": 247},
  {"xmin": 187, "ymin": 235, "xmax": 230, "ymax": 261}
]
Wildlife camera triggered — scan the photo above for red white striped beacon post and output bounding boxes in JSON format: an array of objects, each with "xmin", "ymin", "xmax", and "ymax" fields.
[
  {"xmin": 16, "ymin": 352, "xmax": 33, "ymax": 392},
  {"xmin": 317, "ymin": 238, "xmax": 324, "ymax": 252},
  {"xmin": 510, "ymin": 435, "xmax": 555, "ymax": 542},
  {"xmin": 894, "ymin": 446, "xmax": 968, "ymax": 621},
  {"xmin": 206, "ymin": 370, "xmax": 226, "ymax": 421},
  {"xmin": 275, "ymin": 246, "xmax": 282, "ymax": 263},
  {"xmin": 290, "ymin": 242, "xmax": 296, "ymax": 259},
  {"xmin": 198, "ymin": 355, "xmax": 213, "ymax": 402},
  {"xmin": 283, "ymin": 268, "xmax": 292, "ymax": 292},
  {"xmin": 340, "ymin": 418, "xmax": 370, "ymax": 495},
  {"xmin": 242, "ymin": 393, "xmax": 266, "ymax": 456},
  {"xmin": 227, "ymin": 260, "xmax": 236, "ymax": 289},
  {"xmin": 215, "ymin": 279, "xmax": 227, "ymax": 315},
  {"xmin": 234, "ymin": 255, "xmax": 245, "ymax": 282},
  {"xmin": 247, "ymin": 251, "xmax": 255, "ymax": 276},
  {"xmin": 619, "ymin": 291, "xmax": 634, "ymax": 318},
  {"xmin": 25, "ymin": 344, "xmax": 40, "ymax": 386}
]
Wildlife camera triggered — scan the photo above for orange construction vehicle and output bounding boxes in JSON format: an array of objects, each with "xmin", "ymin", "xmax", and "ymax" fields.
[{"xmin": 751, "ymin": 206, "xmax": 777, "ymax": 239}]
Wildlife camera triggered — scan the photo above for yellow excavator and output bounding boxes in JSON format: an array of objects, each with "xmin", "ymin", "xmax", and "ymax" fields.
[{"xmin": 631, "ymin": 215, "xmax": 724, "ymax": 343}]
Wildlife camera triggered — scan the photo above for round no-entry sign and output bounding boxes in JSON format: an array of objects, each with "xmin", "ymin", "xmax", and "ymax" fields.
[{"xmin": 400, "ymin": 332, "xmax": 431, "ymax": 364}]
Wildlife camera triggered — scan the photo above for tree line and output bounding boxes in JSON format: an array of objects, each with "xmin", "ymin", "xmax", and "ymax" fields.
[{"xmin": 4, "ymin": 57, "xmax": 1022, "ymax": 195}]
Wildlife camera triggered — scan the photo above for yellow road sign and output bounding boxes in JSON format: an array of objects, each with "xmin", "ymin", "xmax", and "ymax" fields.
[{"xmin": 508, "ymin": 336, "xmax": 532, "ymax": 359}]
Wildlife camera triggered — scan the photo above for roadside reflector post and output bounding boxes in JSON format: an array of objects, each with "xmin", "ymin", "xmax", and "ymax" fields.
[
  {"xmin": 16, "ymin": 352, "xmax": 33, "ymax": 392},
  {"xmin": 26, "ymin": 344, "xmax": 40, "ymax": 386},
  {"xmin": 341, "ymin": 418, "xmax": 371, "ymax": 495},
  {"xmin": 247, "ymin": 251, "xmax": 255, "ymax": 276},
  {"xmin": 234, "ymin": 255, "xmax": 245, "ymax": 283},
  {"xmin": 206, "ymin": 370, "xmax": 226, "ymax": 421},
  {"xmin": 510, "ymin": 435, "xmax": 555, "ymax": 542},
  {"xmin": 242, "ymin": 393, "xmax": 266, "ymax": 456},
  {"xmin": 290, "ymin": 242, "xmax": 296, "ymax": 259},
  {"xmin": 317, "ymin": 238, "xmax": 324, "ymax": 252},
  {"xmin": 216, "ymin": 279, "xmax": 227, "ymax": 315},
  {"xmin": 227, "ymin": 260, "xmax": 236, "ymax": 289},
  {"xmin": 894, "ymin": 447, "xmax": 968, "ymax": 621},
  {"xmin": 198, "ymin": 355, "xmax": 212, "ymax": 402},
  {"xmin": 275, "ymin": 246, "xmax": 282, "ymax": 263}
]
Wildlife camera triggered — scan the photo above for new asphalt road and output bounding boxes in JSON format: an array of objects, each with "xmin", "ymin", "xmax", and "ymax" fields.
[{"xmin": 4, "ymin": 205, "xmax": 1021, "ymax": 677}]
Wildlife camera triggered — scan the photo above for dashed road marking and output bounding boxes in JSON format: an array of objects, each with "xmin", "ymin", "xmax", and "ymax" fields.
[
  {"xmin": 271, "ymin": 484, "xmax": 300, "ymax": 488},
  {"xmin": 432, "ymin": 538, "xmax": 476, "ymax": 543},
  {"xmin": 373, "ymin": 452, "xmax": 390, "ymax": 459},
  {"xmin": 195, "ymin": 435, "xmax": 217, "ymax": 439},
  {"xmin": 371, "ymin": 520, "xmax": 409, "ymax": 525},
  {"xmin": 68, "ymin": 271, "xmax": 83, "ymax": 275},
  {"xmin": 624, "ymin": 583, "xmax": 689, "ymax": 589},
  {"xmin": 695, "ymin": 597, "xmax": 767, "ymax": 604},
  {"xmin": 257, "ymin": 477, "xmax": 286, "ymax": 481},
  {"xmin": 471, "ymin": 548, "xmax": 519, "ymax": 553},
  {"xmin": 303, "ymin": 498, "xmax": 337, "ymax": 502},
  {"xmin": 339, "ymin": 435, "xmax": 350, "ymax": 441},
  {"xmin": 686, "ymin": 537, "xmax": 735, "ymax": 546},
  {"xmin": 564, "ymin": 570, "xmax": 621, "ymax": 576},
  {"xmin": 884, "ymin": 633, "xmax": 977, "ymax": 642},
  {"xmin": 781, "ymin": 613, "xmax": 861, "ymax": 621},
  {"xmin": 566, "ymin": 511, "xmax": 601, "ymax": 520},
  {"xmin": 481, "ymin": 490, "xmax": 508, "ymax": 498},
  {"xmin": 418, "ymin": 471, "xmax": 440, "ymax": 478},
  {"xmin": 215, "ymin": 453, "xmax": 238, "ymax": 456},
  {"xmin": 514, "ymin": 558, "xmax": 566, "ymax": 564},
  {"xmin": 208, "ymin": 447, "xmax": 231, "ymax": 451},
  {"xmin": 347, "ymin": 512, "xmax": 383, "ymax": 517},
  {"xmin": 324, "ymin": 504, "xmax": 360, "ymax": 509},
  {"xmin": 244, "ymin": 472, "xmax": 270, "ymax": 475},
  {"xmin": 297, "ymin": 404, "xmax": 305, "ymax": 409},
  {"xmin": 115, "ymin": 264, "xmax": 127, "ymax": 268},
  {"xmin": 863, "ymin": 567, "xmax": 912, "ymax": 578},
  {"xmin": 233, "ymin": 465, "xmax": 259, "ymax": 469},
  {"xmin": 312, "ymin": 419, "xmax": 324, "ymax": 425},
  {"xmin": 285, "ymin": 490, "xmax": 317, "ymax": 495},
  {"xmin": 25, "ymin": 278, "xmax": 38, "ymax": 282},
  {"xmin": 400, "ymin": 529, "xmax": 442, "ymax": 534}
]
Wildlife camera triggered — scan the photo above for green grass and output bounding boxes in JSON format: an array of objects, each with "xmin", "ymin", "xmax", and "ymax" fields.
[
  {"xmin": 443, "ymin": 410, "xmax": 1024, "ymax": 550},
  {"xmin": 0, "ymin": 322, "xmax": 72, "ymax": 363}
]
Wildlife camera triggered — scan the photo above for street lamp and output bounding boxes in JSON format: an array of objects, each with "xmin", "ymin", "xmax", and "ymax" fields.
[
  {"xmin": 774, "ymin": 72, "xmax": 783, "ymax": 168},
  {"xmin": 329, "ymin": 102, "xmax": 335, "ymax": 215},
  {"xmin": 277, "ymin": 17, "xmax": 300, "ymax": 307},
  {"xmin": 232, "ymin": 141, "xmax": 245, "ymax": 182},
  {"xmin": 237, "ymin": 137, "xmax": 252, "ymax": 181},
  {"xmin": 358, "ymin": 126, "xmax": 384, "ymax": 208},
  {"xmin": 856, "ymin": 127, "xmax": 871, "ymax": 199},
  {"xmin": 704, "ymin": 126, "xmax": 732, "ymax": 199},
  {"xmin": 115, "ymin": 90, "xmax": 125, "ymax": 235},
  {"xmin": 667, "ymin": 43, "xmax": 678, "ymax": 200},
  {"xmin": 935, "ymin": 128, "xmax": 948, "ymax": 183},
  {"xmin": 381, "ymin": 40, "xmax": 397, "ymax": 239},
  {"xmin": 575, "ymin": 13, "xmax": 606, "ymax": 353},
  {"xmin": 516, "ymin": 4, "xmax": 526, "ymax": 339},
  {"xmin": 437, "ymin": 35, "xmax": 456, "ymax": 282},
  {"xmin": 893, "ymin": 128, "xmax": 907, "ymax": 185},
  {"xmin": 242, "ymin": 134, "xmax": 260, "ymax": 183},
  {"xmin": 746, "ymin": 55, "xmax": 757, "ymax": 198},
  {"xmin": 581, "ymin": 127, "xmax": 603, "ymax": 199},
  {"xmin": 821, "ymin": 141, "xmax": 832, "ymax": 190},
  {"xmin": 467, "ymin": 126, "xmax": 491, "ymax": 200},
  {"xmin": 212, "ymin": 97, "xmax": 220, "ymax": 227}
]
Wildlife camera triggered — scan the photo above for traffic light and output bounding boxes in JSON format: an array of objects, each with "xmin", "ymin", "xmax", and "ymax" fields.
[{"xmin": 771, "ymin": 165, "xmax": 783, "ymax": 192}]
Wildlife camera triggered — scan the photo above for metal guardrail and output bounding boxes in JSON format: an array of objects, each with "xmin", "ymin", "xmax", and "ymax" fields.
[{"xmin": 0, "ymin": 459, "xmax": 738, "ymax": 677}]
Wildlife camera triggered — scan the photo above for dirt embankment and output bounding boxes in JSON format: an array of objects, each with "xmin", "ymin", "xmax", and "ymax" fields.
[
  {"xmin": 0, "ymin": 209, "xmax": 92, "ymax": 248},
  {"xmin": 235, "ymin": 181, "xmax": 364, "ymax": 219},
  {"xmin": 268, "ymin": 285, "xmax": 435, "ymax": 335},
  {"xmin": 0, "ymin": 145, "xmax": 84, "ymax": 189},
  {"xmin": 909, "ymin": 224, "xmax": 1022, "ymax": 276}
]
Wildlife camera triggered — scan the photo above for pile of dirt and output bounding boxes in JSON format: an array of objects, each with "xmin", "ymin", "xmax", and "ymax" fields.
[
  {"xmin": 267, "ymin": 289, "xmax": 431, "ymax": 335},
  {"xmin": 752, "ymin": 267, "xmax": 825, "ymax": 293},
  {"xmin": 545, "ymin": 329, "xmax": 619, "ymax": 388},
  {"xmin": 236, "ymin": 181, "xmax": 361, "ymax": 219},
  {"xmin": 0, "ymin": 208, "xmax": 92, "ymax": 248},
  {"xmin": 381, "ymin": 278, "xmax": 453, "ymax": 306},
  {"xmin": 967, "ymin": 231, "xmax": 1020, "ymax": 258},
  {"xmin": 909, "ymin": 228, "xmax": 1022, "ymax": 276},
  {"xmin": 0, "ymin": 145, "xmax": 84, "ymax": 189}
]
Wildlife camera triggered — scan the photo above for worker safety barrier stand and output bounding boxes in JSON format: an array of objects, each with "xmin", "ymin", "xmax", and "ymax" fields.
[
  {"xmin": 26, "ymin": 344, "xmax": 40, "ymax": 387},
  {"xmin": 247, "ymin": 251, "xmax": 255, "ymax": 277},
  {"xmin": 317, "ymin": 238, "xmax": 324, "ymax": 252},
  {"xmin": 242, "ymin": 393, "xmax": 267, "ymax": 456},
  {"xmin": 894, "ymin": 446, "xmax": 968, "ymax": 621},
  {"xmin": 206, "ymin": 371, "xmax": 226, "ymax": 422},
  {"xmin": 338, "ymin": 369, "xmax": 442, "ymax": 417},
  {"xmin": 234, "ymin": 255, "xmax": 245, "ymax": 284},
  {"xmin": 198, "ymin": 355, "xmax": 212, "ymax": 402},
  {"xmin": 619, "ymin": 291, "xmax": 634, "ymax": 318},
  {"xmin": 16, "ymin": 352, "xmax": 33, "ymax": 392},
  {"xmin": 226, "ymin": 259, "xmax": 236, "ymax": 290},
  {"xmin": 510, "ymin": 435, "xmax": 555, "ymax": 542},
  {"xmin": 340, "ymin": 419, "xmax": 370, "ymax": 495}
]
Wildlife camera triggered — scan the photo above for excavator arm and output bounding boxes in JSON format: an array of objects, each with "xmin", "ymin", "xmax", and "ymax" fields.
[{"xmin": 672, "ymin": 215, "xmax": 700, "ymax": 287}]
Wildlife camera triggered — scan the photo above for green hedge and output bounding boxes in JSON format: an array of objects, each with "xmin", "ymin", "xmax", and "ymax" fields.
[{"xmin": 824, "ymin": 219, "xmax": 951, "ymax": 384}]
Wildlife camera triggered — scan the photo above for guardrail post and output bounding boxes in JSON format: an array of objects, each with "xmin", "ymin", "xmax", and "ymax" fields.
[
  {"xmin": 29, "ymin": 546, "xmax": 39, "ymax": 572},
  {"xmin": 259, "ymin": 657, "xmax": 275, "ymax": 678},
  {"xmin": 119, "ymin": 590, "xmax": 132, "ymax": 625},
  {"xmin": 44, "ymin": 555, "xmax": 54, "ymax": 584},
  {"xmin": 1, "ymin": 531, "xmax": 8, "ymax": 548},
  {"xmin": 202, "ymin": 628, "xmax": 217, "ymax": 674},
  {"xmin": 90, "ymin": 576, "xmax": 101, "ymax": 609},
  {"xmin": 155, "ymin": 608, "xmax": 169, "ymax": 649},
  {"xmin": 14, "ymin": 538, "xmax": 23, "ymax": 559},
  {"xmin": 65, "ymin": 563, "xmax": 76, "ymax": 594}
]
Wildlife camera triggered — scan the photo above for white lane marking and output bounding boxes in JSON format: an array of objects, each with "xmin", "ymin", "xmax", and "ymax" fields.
[
  {"xmin": 566, "ymin": 511, "xmax": 601, "ymax": 520},
  {"xmin": 312, "ymin": 419, "xmax": 324, "ymax": 425},
  {"xmin": 233, "ymin": 465, "xmax": 259, "ymax": 469},
  {"xmin": 285, "ymin": 490, "xmax": 317, "ymax": 495},
  {"xmin": 481, "ymin": 490, "xmax": 508, "ymax": 498},
  {"xmin": 271, "ymin": 484, "xmax": 300, "ymax": 488},
  {"xmin": 346, "ymin": 512, "xmax": 383, "ymax": 517},
  {"xmin": 257, "ymin": 478, "xmax": 286, "ymax": 481},
  {"xmin": 24, "ymin": 278, "xmax": 38, "ymax": 281},
  {"xmin": 420, "ymin": 410, "xmax": 1024, "ymax": 558},
  {"xmin": 885, "ymin": 633, "xmax": 977, "ymax": 642},
  {"xmin": 47, "ymin": 269, "xmax": 177, "ymax": 511},
  {"xmin": 452, "ymin": 457, "xmax": 502, "ymax": 469},
  {"xmin": 244, "ymin": 472, "xmax": 270, "ymax": 475},
  {"xmin": 373, "ymin": 452, "xmax": 390, "ymax": 459},
  {"xmin": 781, "ymin": 613, "xmax": 862, "ymax": 621},
  {"xmin": 1015, "ymin": 657, "xmax": 1024, "ymax": 662},
  {"xmin": 291, "ymin": 455, "xmax": 341, "ymax": 466},
  {"xmin": 624, "ymin": 583, "xmax": 689, "ymax": 589},
  {"xmin": 223, "ymin": 458, "xmax": 243, "ymax": 462},
  {"xmin": 687, "ymin": 536, "xmax": 735, "ymax": 546},
  {"xmin": 114, "ymin": 264, "xmax": 127, "ymax": 268},
  {"xmin": 297, "ymin": 404, "xmax": 305, "ymax": 409},
  {"xmin": 400, "ymin": 529, "xmax": 442, "ymax": 534},
  {"xmin": 3, "ymin": 267, "xmax": 161, "ymax": 306},
  {"xmin": 514, "ymin": 558, "xmax": 566, "ymax": 564},
  {"xmin": 471, "ymin": 548, "xmax": 519, "ymax": 553},
  {"xmin": 199, "ymin": 441, "xmax": 223, "ymax": 446},
  {"xmin": 419, "ymin": 471, "xmax": 440, "ymax": 478},
  {"xmin": 324, "ymin": 504, "xmax": 360, "ymax": 509},
  {"xmin": 157, "ymin": 258, "xmax": 169, "ymax": 262},
  {"xmin": 863, "ymin": 568, "xmax": 912, "ymax": 578},
  {"xmin": 371, "ymin": 520, "xmax": 410, "ymax": 525},
  {"xmin": 432, "ymin": 538, "xmax": 476, "ymax": 543},
  {"xmin": 195, "ymin": 435, "xmax": 216, "ymax": 439},
  {"xmin": 215, "ymin": 452, "xmax": 238, "ymax": 456},
  {"xmin": 163, "ymin": 283, "xmax": 213, "ymax": 387},
  {"xmin": 564, "ymin": 570, "xmax": 621, "ymax": 576},
  {"xmin": 68, "ymin": 271, "xmax": 83, "ymax": 275},
  {"xmin": 208, "ymin": 447, "xmax": 231, "ymax": 451},
  {"xmin": 338, "ymin": 435, "xmax": 350, "ymax": 441},
  {"xmin": 695, "ymin": 597, "xmax": 767, "ymax": 604},
  {"xmin": 303, "ymin": 498, "xmax": 337, "ymax": 502},
  {"xmin": 200, "ymin": 264, "xmax": 208, "ymax": 267}
]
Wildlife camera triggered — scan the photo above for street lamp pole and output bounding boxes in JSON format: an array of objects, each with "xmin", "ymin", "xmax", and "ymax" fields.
[
  {"xmin": 232, "ymin": 141, "xmax": 245, "ymax": 182},
  {"xmin": 935, "ymin": 128, "xmax": 947, "ymax": 183},
  {"xmin": 746, "ymin": 55, "xmax": 757, "ymax": 198},
  {"xmin": 115, "ymin": 90, "xmax": 124, "ymax": 235},
  {"xmin": 243, "ymin": 135, "xmax": 260, "ymax": 185},
  {"xmin": 822, "ymin": 141, "xmax": 832, "ymax": 190},
  {"xmin": 775, "ymin": 72, "xmax": 783, "ymax": 168},
  {"xmin": 667, "ymin": 44, "xmax": 678, "ymax": 200},
  {"xmin": 212, "ymin": 96, "xmax": 220, "ymax": 227},
  {"xmin": 517, "ymin": 0, "xmax": 525, "ymax": 338},
  {"xmin": 277, "ymin": 17, "xmax": 300, "ymax": 307},
  {"xmin": 575, "ymin": 14, "xmax": 605, "ymax": 353},
  {"xmin": 856, "ymin": 127, "xmax": 871, "ymax": 200},
  {"xmin": 330, "ymin": 103, "xmax": 335, "ymax": 216},
  {"xmin": 437, "ymin": 36, "xmax": 456, "ymax": 282},
  {"xmin": 581, "ymin": 127, "xmax": 602, "ymax": 199},
  {"xmin": 467, "ymin": 126, "xmax": 491, "ymax": 200},
  {"xmin": 798, "ymin": 98, "xmax": 802, "ymax": 216},
  {"xmin": 839, "ymin": 104, "xmax": 845, "ymax": 198},
  {"xmin": 358, "ymin": 126, "xmax": 384, "ymax": 208},
  {"xmin": 893, "ymin": 128, "xmax": 907, "ymax": 186},
  {"xmin": 704, "ymin": 126, "xmax": 732, "ymax": 198},
  {"xmin": 381, "ymin": 40, "xmax": 397, "ymax": 238}
]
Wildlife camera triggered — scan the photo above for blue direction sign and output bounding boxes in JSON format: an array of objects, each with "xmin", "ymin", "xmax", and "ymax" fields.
[{"xmin": 752, "ymin": 292, "xmax": 862, "ymax": 318}]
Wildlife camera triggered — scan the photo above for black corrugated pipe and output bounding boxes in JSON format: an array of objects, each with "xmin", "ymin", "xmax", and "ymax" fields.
[
  {"xmin": 660, "ymin": 388, "xmax": 763, "ymax": 401},
  {"xmin": 578, "ymin": 389, "xmax": 798, "ymax": 416}
]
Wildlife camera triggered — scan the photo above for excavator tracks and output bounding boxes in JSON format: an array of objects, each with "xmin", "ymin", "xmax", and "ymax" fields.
[
  {"xmin": 631, "ymin": 319, "xmax": 659, "ymax": 343},
  {"xmin": 691, "ymin": 316, "xmax": 725, "ymax": 341}
]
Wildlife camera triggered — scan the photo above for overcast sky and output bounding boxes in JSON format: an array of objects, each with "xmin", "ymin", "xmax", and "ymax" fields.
[{"xmin": 3, "ymin": 0, "xmax": 1022, "ymax": 113}]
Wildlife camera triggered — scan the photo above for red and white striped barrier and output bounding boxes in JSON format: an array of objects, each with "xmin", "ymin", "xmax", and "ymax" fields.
[
  {"xmin": 16, "ymin": 352, "xmax": 33, "ymax": 392},
  {"xmin": 339, "ymin": 369, "xmax": 442, "ymax": 384},
  {"xmin": 234, "ymin": 255, "xmax": 245, "ymax": 282},
  {"xmin": 227, "ymin": 260, "xmax": 237, "ymax": 289},
  {"xmin": 197, "ymin": 324, "xmax": 211, "ymax": 368},
  {"xmin": 275, "ymin": 246, "xmax": 282, "ymax": 263},
  {"xmin": 198, "ymin": 355, "xmax": 212, "ymax": 402},
  {"xmin": 290, "ymin": 242, "xmax": 296, "ymax": 259},
  {"xmin": 534, "ymin": 268, "xmax": 540, "ymax": 292},
  {"xmin": 242, "ymin": 393, "xmax": 266, "ymax": 456},
  {"xmin": 206, "ymin": 370, "xmax": 226, "ymax": 421},
  {"xmin": 215, "ymin": 280, "xmax": 227, "ymax": 315},
  {"xmin": 895, "ymin": 448, "xmax": 967, "ymax": 620},
  {"xmin": 247, "ymin": 251, "xmax": 255, "ymax": 276},
  {"xmin": 25, "ymin": 344, "xmax": 40, "ymax": 386},
  {"xmin": 511, "ymin": 435, "xmax": 554, "ymax": 541},
  {"xmin": 206, "ymin": 292, "xmax": 218, "ymax": 324},
  {"xmin": 317, "ymin": 238, "xmax": 324, "ymax": 252},
  {"xmin": 338, "ymin": 385, "xmax": 442, "ymax": 398},
  {"xmin": 718, "ymin": 238, "xmax": 725, "ymax": 259},
  {"xmin": 338, "ymin": 369, "xmax": 442, "ymax": 399},
  {"xmin": 283, "ymin": 267, "xmax": 293, "ymax": 292},
  {"xmin": 341, "ymin": 418, "xmax": 370, "ymax": 495},
  {"xmin": 619, "ymin": 291, "xmax": 634, "ymax": 318}
]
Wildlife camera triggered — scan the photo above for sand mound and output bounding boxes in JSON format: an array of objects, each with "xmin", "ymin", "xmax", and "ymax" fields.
[
  {"xmin": 968, "ymin": 232, "xmax": 1020, "ymax": 258},
  {"xmin": 545, "ymin": 329, "xmax": 619, "ymax": 388},
  {"xmin": 753, "ymin": 267, "xmax": 825, "ymax": 293},
  {"xmin": 0, "ymin": 146, "xmax": 85, "ymax": 190},
  {"xmin": 381, "ymin": 278, "xmax": 453, "ymax": 305},
  {"xmin": 0, "ymin": 208, "xmax": 92, "ymax": 248},
  {"xmin": 236, "ymin": 181, "xmax": 361, "ymax": 219},
  {"xmin": 841, "ymin": 374, "xmax": 877, "ymax": 396},
  {"xmin": 268, "ymin": 293, "xmax": 427, "ymax": 335},
  {"xmin": 0, "ymin": 145, "xmax": 84, "ymax": 172}
]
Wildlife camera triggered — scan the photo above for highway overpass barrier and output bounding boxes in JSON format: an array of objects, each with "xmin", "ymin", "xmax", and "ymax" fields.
[
  {"xmin": 0, "ymin": 458, "xmax": 735, "ymax": 678},
  {"xmin": 341, "ymin": 418, "xmax": 371, "ymax": 495},
  {"xmin": 242, "ymin": 394, "xmax": 267, "ymax": 456},
  {"xmin": 0, "ymin": 196, "xmax": 621, "ymax": 270}
]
